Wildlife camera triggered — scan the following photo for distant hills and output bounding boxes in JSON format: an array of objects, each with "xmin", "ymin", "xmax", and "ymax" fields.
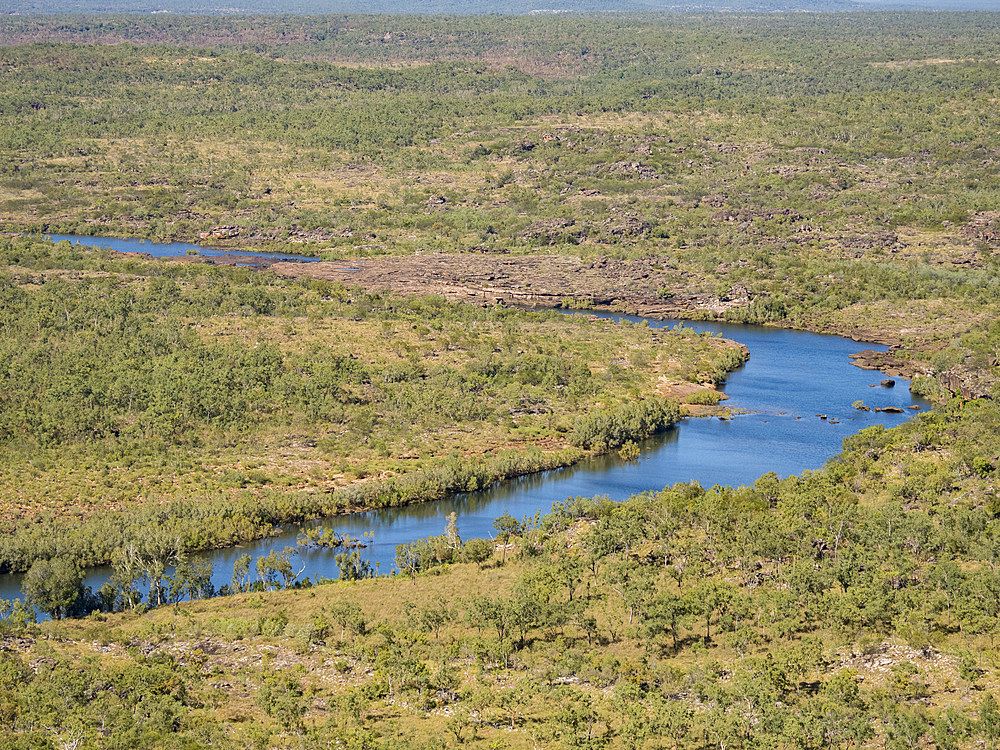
[{"xmin": 1, "ymin": 0, "xmax": 997, "ymax": 14}]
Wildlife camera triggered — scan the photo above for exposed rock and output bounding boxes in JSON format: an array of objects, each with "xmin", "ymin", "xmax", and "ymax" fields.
[
  {"xmin": 519, "ymin": 217, "xmax": 585, "ymax": 245},
  {"xmin": 963, "ymin": 211, "xmax": 1000, "ymax": 244},
  {"xmin": 601, "ymin": 210, "xmax": 653, "ymax": 238},
  {"xmin": 849, "ymin": 348, "xmax": 930, "ymax": 379},
  {"xmin": 939, "ymin": 366, "xmax": 995, "ymax": 400},
  {"xmin": 199, "ymin": 225, "xmax": 239, "ymax": 240},
  {"xmin": 881, "ymin": 379, "xmax": 896, "ymax": 388},
  {"xmin": 838, "ymin": 231, "xmax": 900, "ymax": 250},
  {"xmin": 713, "ymin": 207, "xmax": 803, "ymax": 224},
  {"xmin": 808, "ymin": 184, "xmax": 830, "ymax": 201},
  {"xmin": 607, "ymin": 161, "xmax": 659, "ymax": 180},
  {"xmin": 268, "ymin": 253, "xmax": 712, "ymax": 318},
  {"xmin": 700, "ymin": 194, "xmax": 727, "ymax": 208},
  {"xmin": 720, "ymin": 283, "xmax": 751, "ymax": 303}
]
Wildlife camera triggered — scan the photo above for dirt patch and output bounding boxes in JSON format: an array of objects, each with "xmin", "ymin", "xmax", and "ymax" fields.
[{"xmin": 268, "ymin": 252, "xmax": 742, "ymax": 319}]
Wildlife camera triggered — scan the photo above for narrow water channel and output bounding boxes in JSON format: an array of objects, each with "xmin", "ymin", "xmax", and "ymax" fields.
[{"xmin": 40, "ymin": 233, "xmax": 323, "ymax": 263}]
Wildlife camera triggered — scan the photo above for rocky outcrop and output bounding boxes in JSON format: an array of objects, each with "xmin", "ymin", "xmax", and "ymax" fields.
[
  {"xmin": 963, "ymin": 212, "xmax": 1000, "ymax": 245},
  {"xmin": 849, "ymin": 348, "xmax": 929, "ymax": 379},
  {"xmin": 851, "ymin": 350, "xmax": 995, "ymax": 400},
  {"xmin": 713, "ymin": 207, "xmax": 803, "ymax": 224},
  {"xmin": 199, "ymin": 225, "xmax": 240, "ymax": 240},
  {"xmin": 939, "ymin": 366, "xmax": 995, "ymax": 400},
  {"xmin": 609, "ymin": 161, "xmax": 659, "ymax": 180},
  {"xmin": 838, "ymin": 231, "xmax": 900, "ymax": 250},
  {"xmin": 267, "ymin": 252, "xmax": 728, "ymax": 318},
  {"xmin": 600, "ymin": 210, "xmax": 652, "ymax": 239},
  {"xmin": 519, "ymin": 218, "xmax": 585, "ymax": 245}
]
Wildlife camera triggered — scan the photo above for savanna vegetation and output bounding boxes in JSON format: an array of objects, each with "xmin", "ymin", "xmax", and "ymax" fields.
[
  {"xmin": 2, "ymin": 396, "xmax": 1000, "ymax": 748},
  {"xmin": 0, "ymin": 234, "xmax": 744, "ymax": 575},
  {"xmin": 3, "ymin": 10, "xmax": 1000, "ymax": 749},
  {"xmin": 1, "ymin": 13, "xmax": 999, "ymax": 374},
  {"xmin": 0, "ymin": 0, "xmax": 875, "ymax": 15}
]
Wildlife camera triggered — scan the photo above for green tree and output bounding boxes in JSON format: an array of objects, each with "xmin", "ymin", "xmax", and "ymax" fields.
[
  {"xmin": 22, "ymin": 557, "xmax": 83, "ymax": 620},
  {"xmin": 395, "ymin": 541, "xmax": 423, "ymax": 584},
  {"xmin": 256, "ymin": 547, "xmax": 303, "ymax": 590},
  {"xmin": 256, "ymin": 672, "xmax": 306, "ymax": 733},
  {"xmin": 493, "ymin": 512, "xmax": 521, "ymax": 564},
  {"xmin": 231, "ymin": 553, "xmax": 252, "ymax": 594}
]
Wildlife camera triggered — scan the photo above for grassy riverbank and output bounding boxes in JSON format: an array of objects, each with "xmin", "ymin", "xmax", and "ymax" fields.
[{"xmin": 0, "ymin": 234, "xmax": 746, "ymax": 572}]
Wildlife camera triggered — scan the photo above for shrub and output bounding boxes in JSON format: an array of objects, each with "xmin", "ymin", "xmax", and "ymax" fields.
[
  {"xmin": 683, "ymin": 390, "xmax": 723, "ymax": 406},
  {"xmin": 570, "ymin": 397, "xmax": 680, "ymax": 451}
]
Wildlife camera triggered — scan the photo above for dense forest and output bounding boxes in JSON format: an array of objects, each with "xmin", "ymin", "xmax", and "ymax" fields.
[{"xmin": 2, "ymin": 10, "xmax": 1000, "ymax": 749}]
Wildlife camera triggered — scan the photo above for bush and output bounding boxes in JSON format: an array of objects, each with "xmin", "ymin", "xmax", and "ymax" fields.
[
  {"xmin": 460, "ymin": 538, "xmax": 494, "ymax": 565},
  {"xmin": 910, "ymin": 375, "xmax": 948, "ymax": 401},
  {"xmin": 570, "ymin": 397, "xmax": 680, "ymax": 452},
  {"xmin": 683, "ymin": 390, "xmax": 723, "ymax": 406}
]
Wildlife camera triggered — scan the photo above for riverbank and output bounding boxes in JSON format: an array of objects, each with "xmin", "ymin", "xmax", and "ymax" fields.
[
  {"xmin": 1, "ymin": 234, "xmax": 755, "ymax": 575},
  {"xmin": 3, "ymin": 395, "xmax": 998, "ymax": 750},
  {"xmin": 26, "ymin": 233, "xmax": 997, "ymax": 398},
  {"xmin": 0, "ymin": 288, "xmax": 928, "ymax": 603},
  {"xmin": 264, "ymin": 253, "xmax": 950, "ymax": 379}
]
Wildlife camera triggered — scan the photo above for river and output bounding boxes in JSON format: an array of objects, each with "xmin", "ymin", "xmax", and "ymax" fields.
[
  {"xmin": 0, "ymin": 237, "xmax": 930, "ymax": 605},
  {"xmin": 39, "ymin": 233, "xmax": 323, "ymax": 264}
]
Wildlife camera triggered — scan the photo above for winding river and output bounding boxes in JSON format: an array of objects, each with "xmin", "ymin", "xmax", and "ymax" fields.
[{"xmin": 0, "ymin": 237, "xmax": 930, "ymax": 605}]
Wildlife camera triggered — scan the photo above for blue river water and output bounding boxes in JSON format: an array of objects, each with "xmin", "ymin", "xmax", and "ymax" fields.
[
  {"xmin": 40, "ymin": 233, "xmax": 322, "ymax": 263},
  {"xmin": 0, "ymin": 236, "xmax": 930, "ymax": 606}
]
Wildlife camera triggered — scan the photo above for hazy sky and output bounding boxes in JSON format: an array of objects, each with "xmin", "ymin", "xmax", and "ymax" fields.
[{"xmin": 859, "ymin": 0, "xmax": 1000, "ymax": 6}]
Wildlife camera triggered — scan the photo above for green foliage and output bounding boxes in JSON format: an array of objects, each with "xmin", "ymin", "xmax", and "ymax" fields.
[
  {"xmin": 256, "ymin": 672, "xmax": 306, "ymax": 732},
  {"xmin": 2, "ymin": 396, "xmax": 1000, "ymax": 749},
  {"xmin": 21, "ymin": 557, "xmax": 82, "ymax": 620},
  {"xmin": 257, "ymin": 547, "xmax": 303, "ymax": 590},
  {"xmin": 682, "ymin": 389, "xmax": 723, "ymax": 406},
  {"xmin": 1, "ymin": 235, "xmax": 751, "ymax": 576},
  {"xmin": 570, "ymin": 397, "xmax": 680, "ymax": 451},
  {"xmin": 911, "ymin": 375, "xmax": 949, "ymax": 401},
  {"xmin": 0, "ymin": 12, "xmax": 1000, "ymax": 748}
]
